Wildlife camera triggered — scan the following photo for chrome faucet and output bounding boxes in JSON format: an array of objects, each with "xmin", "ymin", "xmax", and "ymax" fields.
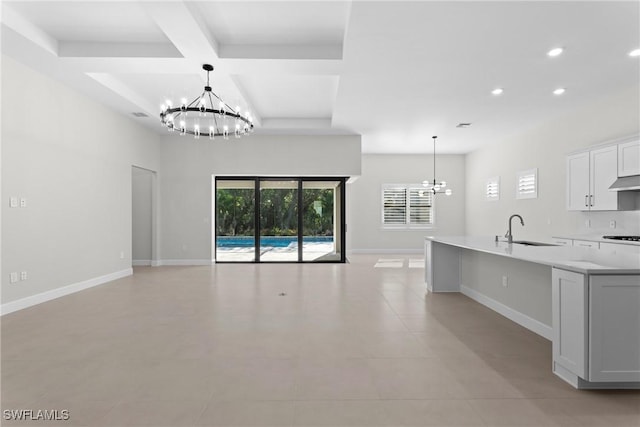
[{"xmin": 505, "ymin": 214, "xmax": 524, "ymax": 244}]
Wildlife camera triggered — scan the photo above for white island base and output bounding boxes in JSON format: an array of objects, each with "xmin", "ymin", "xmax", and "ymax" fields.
[{"xmin": 425, "ymin": 237, "xmax": 640, "ymax": 390}]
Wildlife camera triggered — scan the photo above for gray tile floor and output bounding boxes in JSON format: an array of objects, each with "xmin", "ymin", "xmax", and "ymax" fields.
[{"xmin": 2, "ymin": 254, "xmax": 639, "ymax": 426}]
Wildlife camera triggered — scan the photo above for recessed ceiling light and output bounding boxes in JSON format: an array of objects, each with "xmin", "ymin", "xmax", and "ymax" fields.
[
  {"xmin": 629, "ymin": 48, "xmax": 640, "ymax": 57},
  {"xmin": 547, "ymin": 47, "xmax": 564, "ymax": 57},
  {"xmin": 491, "ymin": 88, "xmax": 504, "ymax": 95},
  {"xmin": 553, "ymin": 88, "xmax": 566, "ymax": 95}
]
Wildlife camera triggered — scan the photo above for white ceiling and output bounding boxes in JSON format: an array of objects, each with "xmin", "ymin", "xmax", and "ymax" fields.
[{"xmin": 2, "ymin": 1, "xmax": 638, "ymax": 154}]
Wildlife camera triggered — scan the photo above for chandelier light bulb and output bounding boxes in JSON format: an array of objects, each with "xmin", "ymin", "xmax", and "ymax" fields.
[
  {"xmin": 209, "ymin": 126, "xmax": 215, "ymax": 140},
  {"xmin": 166, "ymin": 100, "xmax": 172, "ymax": 107},
  {"xmin": 440, "ymin": 181, "xmax": 447, "ymax": 188},
  {"xmin": 445, "ymin": 189, "xmax": 452, "ymax": 196},
  {"xmin": 547, "ymin": 47, "xmax": 564, "ymax": 57},
  {"xmin": 434, "ymin": 184, "xmax": 441, "ymax": 191},
  {"xmin": 223, "ymin": 125, "xmax": 229, "ymax": 140}
]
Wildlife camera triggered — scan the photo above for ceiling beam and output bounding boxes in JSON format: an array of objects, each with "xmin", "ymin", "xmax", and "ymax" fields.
[
  {"xmin": 86, "ymin": 72, "xmax": 158, "ymax": 118},
  {"xmin": 1, "ymin": 3, "xmax": 58, "ymax": 56},
  {"xmin": 59, "ymin": 42, "xmax": 182, "ymax": 58}
]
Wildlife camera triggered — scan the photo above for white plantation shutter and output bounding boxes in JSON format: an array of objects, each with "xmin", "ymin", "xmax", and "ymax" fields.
[
  {"xmin": 408, "ymin": 188, "xmax": 432, "ymax": 225},
  {"xmin": 516, "ymin": 168, "xmax": 538, "ymax": 199},
  {"xmin": 382, "ymin": 185, "xmax": 434, "ymax": 228},
  {"xmin": 486, "ymin": 177, "xmax": 500, "ymax": 200},
  {"xmin": 382, "ymin": 187, "xmax": 407, "ymax": 225}
]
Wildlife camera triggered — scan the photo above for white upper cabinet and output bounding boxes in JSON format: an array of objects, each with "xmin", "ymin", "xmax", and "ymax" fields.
[
  {"xmin": 618, "ymin": 139, "xmax": 640, "ymax": 177},
  {"xmin": 567, "ymin": 152, "xmax": 590, "ymax": 211},
  {"xmin": 567, "ymin": 144, "xmax": 633, "ymax": 211},
  {"xmin": 589, "ymin": 146, "xmax": 618, "ymax": 210}
]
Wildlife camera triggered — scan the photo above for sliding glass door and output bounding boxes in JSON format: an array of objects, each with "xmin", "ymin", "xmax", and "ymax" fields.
[
  {"xmin": 259, "ymin": 180, "xmax": 299, "ymax": 262},
  {"xmin": 215, "ymin": 180, "xmax": 256, "ymax": 262},
  {"xmin": 302, "ymin": 181, "xmax": 343, "ymax": 261},
  {"xmin": 214, "ymin": 177, "xmax": 346, "ymax": 263}
]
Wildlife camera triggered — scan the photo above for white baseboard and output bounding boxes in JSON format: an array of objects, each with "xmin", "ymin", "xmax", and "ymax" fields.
[
  {"xmin": 154, "ymin": 259, "xmax": 213, "ymax": 266},
  {"xmin": 1, "ymin": 268, "xmax": 133, "ymax": 316},
  {"xmin": 460, "ymin": 285, "xmax": 552, "ymax": 340},
  {"xmin": 350, "ymin": 249, "xmax": 424, "ymax": 254},
  {"xmin": 132, "ymin": 260, "xmax": 151, "ymax": 266}
]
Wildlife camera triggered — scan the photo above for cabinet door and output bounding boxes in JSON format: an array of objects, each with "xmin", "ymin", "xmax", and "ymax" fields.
[
  {"xmin": 600, "ymin": 242, "xmax": 640, "ymax": 254},
  {"xmin": 618, "ymin": 139, "xmax": 640, "ymax": 177},
  {"xmin": 566, "ymin": 152, "xmax": 590, "ymax": 211},
  {"xmin": 590, "ymin": 146, "xmax": 618, "ymax": 211},
  {"xmin": 552, "ymin": 268, "xmax": 588, "ymax": 379},
  {"xmin": 590, "ymin": 275, "xmax": 640, "ymax": 382}
]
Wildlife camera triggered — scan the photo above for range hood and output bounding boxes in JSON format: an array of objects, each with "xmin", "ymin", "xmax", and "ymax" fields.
[{"xmin": 609, "ymin": 175, "xmax": 640, "ymax": 191}]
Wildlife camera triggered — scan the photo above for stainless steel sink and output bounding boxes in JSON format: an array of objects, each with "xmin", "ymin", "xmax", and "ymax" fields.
[{"xmin": 512, "ymin": 240, "xmax": 558, "ymax": 247}]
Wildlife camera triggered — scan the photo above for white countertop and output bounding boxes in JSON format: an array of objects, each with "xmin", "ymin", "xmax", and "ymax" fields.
[
  {"xmin": 426, "ymin": 236, "xmax": 640, "ymax": 275},
  {"xmin": 552, "ymin": 234, "xmax": 640, "ymax": 247}
]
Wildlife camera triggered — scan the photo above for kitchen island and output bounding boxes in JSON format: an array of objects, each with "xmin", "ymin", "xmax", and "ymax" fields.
[{"xmin": 425, "ymin": 236, "xmax": 640, "ymax": 389}]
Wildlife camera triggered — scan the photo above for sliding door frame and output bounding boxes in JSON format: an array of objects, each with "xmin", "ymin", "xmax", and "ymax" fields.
[{"xmin": 215, "ymin": 176, "xmax": 347, "ymax": 263}]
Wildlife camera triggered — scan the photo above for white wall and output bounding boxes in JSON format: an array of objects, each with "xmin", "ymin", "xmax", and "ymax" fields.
[
  {"xmin": 132, "ymin": 167, "xmax": 154, "ymax": 264},
  {"xmin": 157, "ymin": 133, "xmax": 361, "ymax": 262},
  {"xmin": 465, "ymin": 85, "xmax": 640, "ymax": 240},
  {"xmin": 349, "ymin": 154, "xmax": 466, "ymax": 252},
  {"xmin": 1, "ymin": 56, "xmax": 160, "ymax": 306}
]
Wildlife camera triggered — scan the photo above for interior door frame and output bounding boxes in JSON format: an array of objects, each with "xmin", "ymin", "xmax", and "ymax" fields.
[{"xmin": 214, "ymin": 176, "xmax": 347, "ymax": 263}]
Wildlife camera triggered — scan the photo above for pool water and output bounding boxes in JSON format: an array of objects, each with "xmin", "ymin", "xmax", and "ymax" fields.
[{"xmin": 217, "ymin": 236, "xmax": 333, "ymax": 248}]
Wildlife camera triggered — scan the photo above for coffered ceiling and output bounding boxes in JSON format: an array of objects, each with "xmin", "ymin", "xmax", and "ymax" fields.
[{"xmin": 2, "ymin": 1, "xmax": 638, "ymax": 153}]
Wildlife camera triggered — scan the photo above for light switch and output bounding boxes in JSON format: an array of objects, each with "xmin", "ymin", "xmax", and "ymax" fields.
[
  {"xmin": 20, "ymin": 271, "xmax": 27, "ymax": 281},
  {"xmin": 9, "ymin": 197, "xmax": 18, "ymax": 208},
  {"xmin": 10, "ymin": 272, "xmax": 18, "ymax": 284},
  {"xmin": 20, "ymin": 198, "xmax": 27, "ymax": 208}
]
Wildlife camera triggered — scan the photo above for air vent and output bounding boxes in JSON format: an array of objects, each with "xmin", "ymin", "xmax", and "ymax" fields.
[
  {"xmin": 456, "ymin": 123, "xmax": 472, "ymax": 128},
  {"xmin": 131, "ymin": 112, "xmax": 148, "ymax": 118}
]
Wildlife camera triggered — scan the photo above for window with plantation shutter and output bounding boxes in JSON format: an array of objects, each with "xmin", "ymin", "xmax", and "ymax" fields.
[
  {"xmin": 516, "ymin": 168, "xmax": 538, "ymax": 199},
  {"xmin": 382, "ymin": 187, "xmax": 407, "ymax": 225},
  {"xmin": 486, "ymin": 176, "xmax": 500, "ymax": 201},
  {"xmin": 382, "ymin": 184, "xmax": 434, "ymax": 228}
]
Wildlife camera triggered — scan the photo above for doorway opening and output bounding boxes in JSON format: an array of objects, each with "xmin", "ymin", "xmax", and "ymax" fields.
[
  {"xmin": 213, "ymin": 177, "xmax": 346, "ymax": 263},
  {"xmin": 132, "ymin": 166, "xmax": 157, "ymax": 266}
]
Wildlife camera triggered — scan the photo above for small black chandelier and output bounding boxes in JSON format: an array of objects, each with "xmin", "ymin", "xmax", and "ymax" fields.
[
  {"xmin": 160, "ymin": 64, "xmax": 253, "ymax": 139},
  {"xmin": 422, "ymin": 136, "xmax": 452, "ymax": 196}
]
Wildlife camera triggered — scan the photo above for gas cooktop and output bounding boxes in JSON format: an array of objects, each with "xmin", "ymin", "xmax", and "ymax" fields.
[{"xmin": 602, "ymin": 236, "xmax": 640, "ymax": 242}]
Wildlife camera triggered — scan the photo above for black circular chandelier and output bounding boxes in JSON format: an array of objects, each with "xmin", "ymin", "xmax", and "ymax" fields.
[{"xmin": 160, "ymin": 64, "xmax": 253, "ymax": 139}]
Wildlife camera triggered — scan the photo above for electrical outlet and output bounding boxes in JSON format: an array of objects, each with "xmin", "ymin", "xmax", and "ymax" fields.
[
  {"xmin": 10, "ymin": 272, "xmax": 18, "ymax": 284},
  {"xmin": 609, "ymin": 220, "xmax": 616, "ymax": 229},
  {"xmin": 9, "ymin": 197, "xmax": 18, "ymax": 208},
  {"xmin": 502, "ymin": 275, "xmax": 508, "ymax": 287},
  {"xmin": 20, "ymin": 271, "xmax": 27, "ymax": 281},
  {"xmin": 20, "ymin": 198, "xmax": 27, "ymax": 208}
]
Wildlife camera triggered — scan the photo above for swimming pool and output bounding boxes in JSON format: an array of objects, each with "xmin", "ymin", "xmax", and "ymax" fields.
[{"xmin": 217, "ymin": 236, "xmax": 333, "ymax": 248}]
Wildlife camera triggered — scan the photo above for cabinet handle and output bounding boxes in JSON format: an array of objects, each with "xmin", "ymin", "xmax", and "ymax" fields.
[
  {"xmin": 585, "ymin": 195, "xmax": 589, "ymax": 207},
  {"xmin": 589, "ymin": 195, "xmax": 593, "ymax": 207}
]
